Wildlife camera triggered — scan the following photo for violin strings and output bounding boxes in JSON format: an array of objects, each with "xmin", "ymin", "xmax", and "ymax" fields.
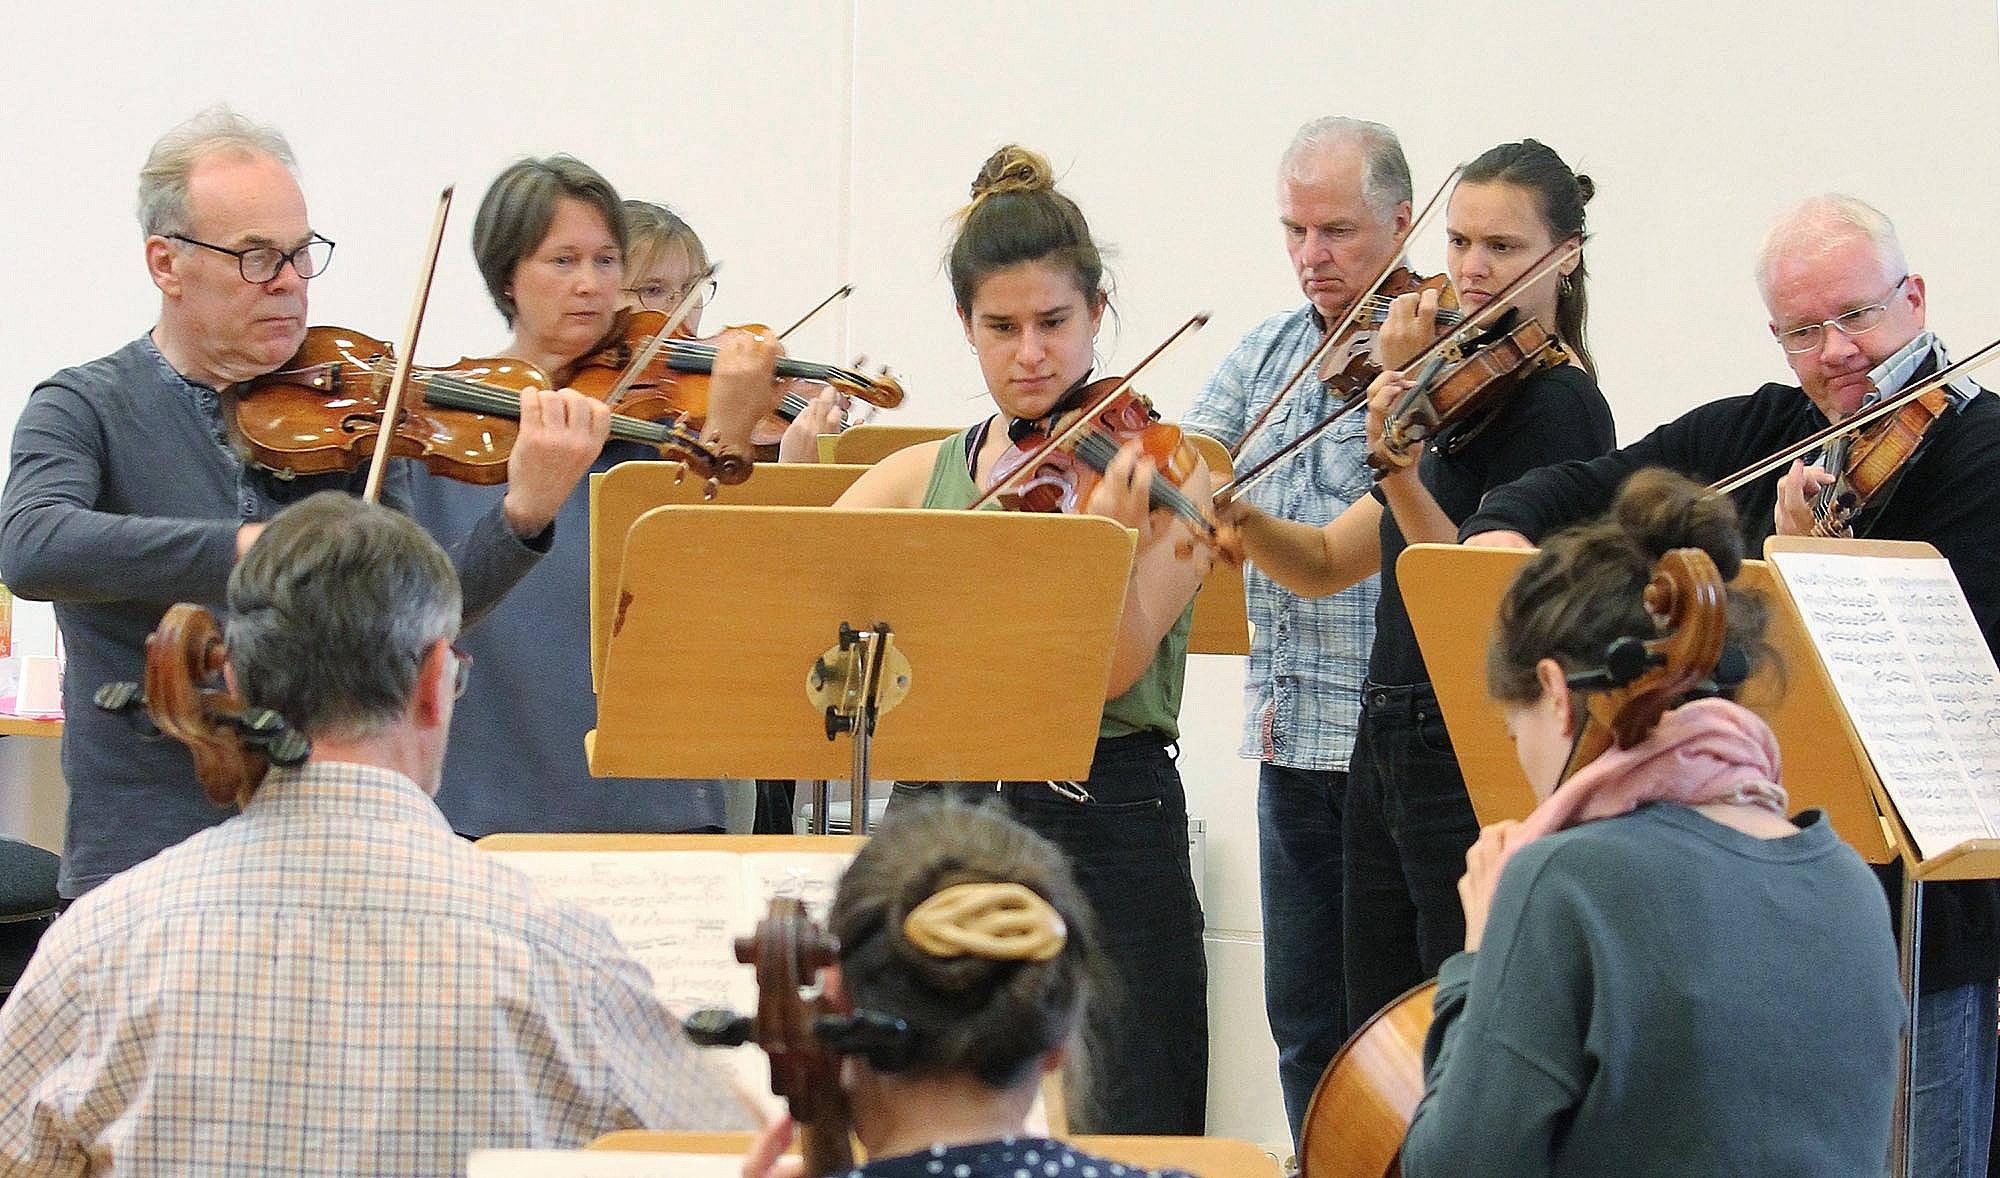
[
  {"xmin": 1071, "ymin": 431, "xmax": 1211, "ymax": 532},
  {"xmin": 362, "ymin": 361, "xmax": 704, "ymax": 453}
]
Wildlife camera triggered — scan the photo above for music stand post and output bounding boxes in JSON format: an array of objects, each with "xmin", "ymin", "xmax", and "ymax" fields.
[{"xmin": 590, "ymin": 505, "xmax": 1135, "ymax": 835}]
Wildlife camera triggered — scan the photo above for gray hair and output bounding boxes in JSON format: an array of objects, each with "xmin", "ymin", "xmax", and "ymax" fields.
[
  {"xmin": 1280, "ymin": 117, "xmax": 1412, "ymax": 223},
  {"xmin": 1754, "ymin": 195, "xmax": 1907, "ymax": 305},
  {"xmin": 137, "ymin": 104, "xmax": 297, "ymax": 238},
  {"xmin": 225, "ymin": 493, "xmax": 461, "ymax": 742}
]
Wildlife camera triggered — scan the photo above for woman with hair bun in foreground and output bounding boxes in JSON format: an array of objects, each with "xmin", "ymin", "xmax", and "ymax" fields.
[
  {"xmin": 1400, "ymin": 468, "xmax": 1903, "ymax": 1177},
  {"xmin": 743, "ymin": 797, "xmax": 1193, "ymax": 1178}
]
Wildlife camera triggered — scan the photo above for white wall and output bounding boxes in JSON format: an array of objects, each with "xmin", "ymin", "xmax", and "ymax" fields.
[{"xmin": 3, "ymin": 0, "xmax": 1997, "ymax": 1155}]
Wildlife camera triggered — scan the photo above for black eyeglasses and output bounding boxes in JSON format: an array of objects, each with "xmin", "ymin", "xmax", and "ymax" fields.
[{"xmin": 166, "ymin": 232, "xmax": 335, "ymax": 284}]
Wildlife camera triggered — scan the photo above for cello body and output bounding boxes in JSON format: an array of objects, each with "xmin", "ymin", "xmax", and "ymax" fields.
[{"xmin": 1298, "ymin": 980, "xmax": 1437, "ymax": 1178}]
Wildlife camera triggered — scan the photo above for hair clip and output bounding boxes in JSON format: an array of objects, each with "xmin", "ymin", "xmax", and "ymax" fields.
[{"xmin": 904, "ymin": 881, "xmax": 1066, "ymax": 963}]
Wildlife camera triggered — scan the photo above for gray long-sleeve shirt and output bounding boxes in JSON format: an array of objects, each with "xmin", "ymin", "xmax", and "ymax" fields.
[{"xmin": 0, "ymin": 332, "xmax": 548, "ymax": 895}]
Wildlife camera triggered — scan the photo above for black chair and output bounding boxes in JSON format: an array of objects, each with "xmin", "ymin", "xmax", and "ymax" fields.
[{"xmin": 0, "ymin": 837, "xmax": 62, "ymax": 1005}]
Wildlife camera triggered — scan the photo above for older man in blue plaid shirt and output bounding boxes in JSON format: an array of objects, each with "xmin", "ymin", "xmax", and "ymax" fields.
[
  {"xmin": 1183, "ymin": 115, "xmax": 1412, "ymax": 1151},
  {"xmin": 0, "ymin": 494, "xmax": 753, "ymax": 1177}
]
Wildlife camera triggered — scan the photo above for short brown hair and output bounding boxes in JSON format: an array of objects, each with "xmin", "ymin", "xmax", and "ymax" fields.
[{"xmin": 472, "ymin": 156, "xmax": 626, "ymax": 326}]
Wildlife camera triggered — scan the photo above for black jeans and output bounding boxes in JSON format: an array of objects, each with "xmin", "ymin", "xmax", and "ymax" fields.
[
  {"xmin": 891, "ymin": 733, "xmax": 1208, "ymax": 1134},
  {"xmin": 1342, "ymin": 681, "xmax": 1482, "ymax": 1030}
]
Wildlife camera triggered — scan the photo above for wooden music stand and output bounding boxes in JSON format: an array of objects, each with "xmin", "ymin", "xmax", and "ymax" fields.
[
  {"xmin": 1182, "ymin": 432, "xmax": 1250, "ymax": 658},
  {"xmin": 588, "ymin": 461, "xmax": 870, "ymax": 688},
  {"xmin": 1398, "ymin": 542, "xmax": 1892, "ymax": 862},
  {"xmin": 590, "ymin": 505, "xmax": 1134, "ymax": 832},
  {"xmin": 1759, "ymin": 536, "xmax": 2000, "ymax": 1178},
  {"xmin": 827, "ymin": 423, "xmax": 957, "ymax": 465}
]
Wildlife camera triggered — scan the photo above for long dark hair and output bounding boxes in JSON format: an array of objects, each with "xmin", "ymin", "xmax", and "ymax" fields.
[{"xmin": 1461, "ymin": 140, "xmax": 1596, "ymax": 376}]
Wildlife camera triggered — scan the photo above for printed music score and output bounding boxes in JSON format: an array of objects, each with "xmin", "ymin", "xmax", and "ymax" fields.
[
  {"xmin": 1771, "ymin": 551, "xmax": 2000, "ymax": 861},
  {"xmin": 491, "ymin": 847, "xmax": 854, "ymax": 1118}
]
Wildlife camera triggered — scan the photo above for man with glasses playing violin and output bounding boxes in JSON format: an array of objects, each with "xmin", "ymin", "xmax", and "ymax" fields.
[
  {"xmin": 0, "ymin": 105, "xmax": 615, "ymax": 900},
  {"xmin": 1462, "ymin": 193, "xmax": 2000, "ymax": 1178},
  {"xmin": 0, "ymin": 493, "xmax": 752, "ymax": 1177},
  {"xmin": 1181, "ymin": 115, "xmax": 1412, "ymax": 1152}
]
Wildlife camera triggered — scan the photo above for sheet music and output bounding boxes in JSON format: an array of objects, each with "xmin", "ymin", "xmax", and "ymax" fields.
[
  {"xmin": 469, "ymin": 1148, "xmax": 740, "ymax": 1178},
  {"xmin": 491, "ymin": 847, "xmax": 852, "ymax": 1121},
  {"xmin": 492, "ymin": 850, "xmax": 852, "ymax": 1015},
  {"xmin": 1772, "ymin": 551, "xmax": 2000, "ymax": 859}
]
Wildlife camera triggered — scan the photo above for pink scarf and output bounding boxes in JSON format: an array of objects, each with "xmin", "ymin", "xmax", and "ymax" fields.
[{"xmin": 1514, "ymin": 697, "xmax": 1788, "ymax": 846}]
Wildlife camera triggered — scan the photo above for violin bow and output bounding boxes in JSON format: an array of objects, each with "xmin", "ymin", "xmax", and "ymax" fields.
[
  {"xmin": 778, "ymin": 284, "xmax": 854, "ymax": 341},
  {"xmin": 965, "ymin": 313, "xmax": 1210, "ymax": 512},
  {"xmin": 1709, "ymin": 333, "xmax": 2000, "ymax": 496},
  {"xmin": 601, "ymin": 260, "xmax": 722, "ymax": 409},
  {"xmin": 1215, "ymin": 237, "xmax": 1581, "ymax": 506},
  {"xmin": 1229, "ymin": 166, "xmax": 1462, "ymax": 461},
  {"xmin": 363, "ymin": 186, "xmax": 454, "ymax": 504}
]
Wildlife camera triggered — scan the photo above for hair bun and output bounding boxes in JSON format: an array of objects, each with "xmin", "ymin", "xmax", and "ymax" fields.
[
  {"xmin": 970, "ymin": 144, "xmax": 1053, "ymax": 202},
  {"xmin": 1574, "ymin": 173, "xmax": 1597, "ymax": 206},
  {"xmin": 1613, "ymin": 467, "xmax": 1744, "ymax": 579}
]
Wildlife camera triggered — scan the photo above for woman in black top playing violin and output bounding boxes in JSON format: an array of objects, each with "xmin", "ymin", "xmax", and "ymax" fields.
[{"xmin": 1223, "ymin": 140, "xmax": 1617, "ymax": 1029}]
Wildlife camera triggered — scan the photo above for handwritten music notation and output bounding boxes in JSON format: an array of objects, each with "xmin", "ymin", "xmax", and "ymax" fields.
[{"xmin": 1772, "ymin": 552, "xmax": 2000, "ymax": 861}]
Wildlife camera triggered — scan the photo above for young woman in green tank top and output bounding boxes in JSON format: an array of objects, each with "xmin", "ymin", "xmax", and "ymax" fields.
[{"xmin": 833, "ymin": 144, "xmax": 1214, "ymax": 1134}]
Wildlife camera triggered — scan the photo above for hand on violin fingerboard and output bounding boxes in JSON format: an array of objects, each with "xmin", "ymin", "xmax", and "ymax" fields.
[
  {"xmin": 1773, "ymin": 457, "xmax": 1836, "ymax": 537},
  {"xmin": 234, "ymin": 522, "xmax": 267, "ymax": 561},
  {"xmin": 777, "ymin": 388, "xmax": 845, "ymax": 464},
  {"xmin": 1377, "ymin": 287, "xmax": 1444, "ymax": 371},
  {"xmin": 500, "ymin": 386, "xmax": 612, "ymax": 538},
  {"xmin": 704, "ymin": 329, "xmax": 786, "ymax": 456},
  {"xmin": 1362, "ymin": 369, "xmax": 1418, "ymax": 470},
  {"xmin": 1084, "ymin": 441, "xmax": 1165, "ymax": 531}
]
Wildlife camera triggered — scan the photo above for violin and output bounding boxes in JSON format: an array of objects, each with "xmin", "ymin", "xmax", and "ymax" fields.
[
  {"xmin": 1808, "ymin": 385, "xmax": 1950, "ymax": 538},
  {"xmin": 94, "ymin": 604, "xmax": 309, "ymax": 809},
  {"xmin": 1366, "ymin": 309, "xmax": 1570, "ymax": 476},
  {"xmin": 574, "ymin": 309, "xmax": 905, "ymax": 457},
  {"xmin": 1298, "ymin": 548, "xmax": 1728, "ymax": 1178},
  {"xmin": 967, "ymin": 314, "xmax": 1227, "ymax": 559},
  {"xmin": 1315, "ymin": 266, "xmax": 1463, "ymax": 398},
  {"xmin": 984, "ymin": 377, "xmax": 1215, "ymax": 541},
  {"xmin": 229, "ymin": 326, "xmax": 749, "ymax": 487}
]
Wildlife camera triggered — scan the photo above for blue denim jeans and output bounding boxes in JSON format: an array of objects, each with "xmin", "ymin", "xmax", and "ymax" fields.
[
  {"xmin": 1341, "ymin": 681, "xmax": 1482, "ymax": 1030},
  {"xmin": 890, "ymin": 734, "xmax": 1208, "ymax": 1134},
  {"xmin": 1257, "ymin": 762, "xmax": 1347, "ymax": 1149},
  {"xmin": 1911, "ymin": 980, "xmax": 1998, "ymax": 1178}
]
